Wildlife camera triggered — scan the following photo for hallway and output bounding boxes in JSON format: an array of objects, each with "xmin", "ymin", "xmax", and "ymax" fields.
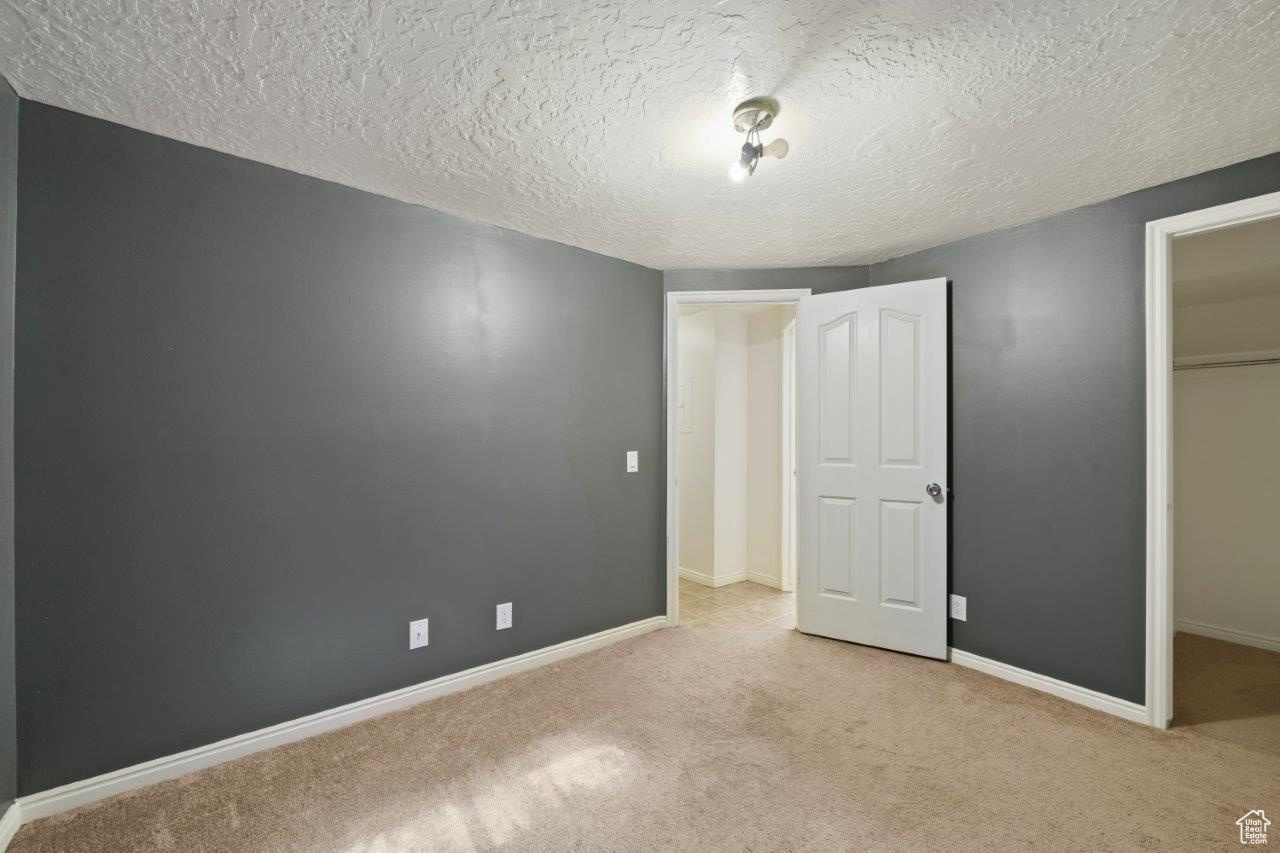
[{"xmin": 678, "ymin": 579, "xmax": 794, "ymax": 629}]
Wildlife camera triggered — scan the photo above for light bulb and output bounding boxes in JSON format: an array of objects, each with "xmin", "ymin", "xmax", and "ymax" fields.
[
  {"xmin": 762, "ymin": 138, "xmax": 789, "ymax": 159},
  {"xmin": 729, "ymin": 162, "xmax": 748, "ymax": 182}
]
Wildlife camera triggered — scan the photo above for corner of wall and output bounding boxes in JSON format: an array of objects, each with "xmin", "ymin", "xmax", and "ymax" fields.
[{"xmin": 0, "ymin": 74, "xmax": 18, "ymax": 812}]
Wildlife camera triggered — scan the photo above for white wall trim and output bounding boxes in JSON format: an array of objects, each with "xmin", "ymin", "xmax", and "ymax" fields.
[
  {"xmin": 677, "ymin": 567, "xmax": 748, "ymax": 588},
  {"xmin": 15, "ymin": 616, "xmax": 667, "ymax": 824},
  {"xmin": 1176, "ymin": 620, "xmax": 1280, "ymax": 654},
  {"xmin": 678, "ymin": 567, "xmax": 717, "ymax": 586},
  {"xmin": 679, "ymin": 566, "xmax": 775, "ymax": 589},
  {"xmin": 779, "ymin": 317, "xmax": 798, "ymax": 593},
  {"xmin": 0, "ymin": 802, "xmax": 21, "ymax": 851},
  {"xmin": 746, "ymin": 571, "xmax": 781, "ymax": 589},
  {"xmin": 677, "ymin": 566, "xmax": 713, "ymax": 587},
  {"xmin": 666, "ymin": 289, "xmax": 810, "ymax": 627},
  {"xmin": 949, "ymin": 648, "xmax": 1147, "ymax": 725},
  {"xmin": 1145, "ymin": 189, "xmax": 1280, "ymax": 729}
]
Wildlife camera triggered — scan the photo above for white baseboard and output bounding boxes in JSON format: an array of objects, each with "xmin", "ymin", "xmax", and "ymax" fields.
[
  {"xmin": 949, "ymin": 648, "xmax": 1148, "ymax": 725},
  {"xmin": 1176, "ymin": 620, "xmax": 1280, "ymax": 653},
  {"xmin": 678, "ymin": 566, "xmax": 712, "ymax": 586},
  {"xmin": 0, "ymin": 802, "xmax": 21, "ymax": 851},
  {"xmin": 17, "ymin": 616, "xmax": 668, "ymax": 823},
  {"xmin": 746, "ymin": 571, "xmax": 781, "ymax": 589},
  {"xmin": 678, "ymin": 567, "xmax": 747, "ymax": 588}
]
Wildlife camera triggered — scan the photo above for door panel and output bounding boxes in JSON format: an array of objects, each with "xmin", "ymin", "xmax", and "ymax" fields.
[
  {"xmin": 818, "ymin": 496, "xmax": 856, "ymax": 598},
  {"xmin": 797, "ymin": 278, "xmax": 947, "ymax": 659},
  {"xmin": 819, "ymin": 313, "xmax": 856, "ymax": 464},
  {"xmin": 879, "ymin": 499, "xmax": 922, "ymax": 609},
  {"xmin": 879, "ymin": 309, "xmax": 921, "ymax": 467}
]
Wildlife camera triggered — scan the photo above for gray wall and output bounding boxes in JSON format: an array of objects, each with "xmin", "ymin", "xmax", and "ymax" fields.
[
  {"xmin": 664, "ymin": 266, "xmax": 868, "ymax": 295},
  {"xmin": 15, "ymin": 102, "xmax": 664, "ymax": 793},
  {"xmin": 0, "ymin": 79, "xmax": 16, "ymax": 812},
  {"xmin": 869, "ymin": 151, "xmax": 1280, "ymax": 703}
]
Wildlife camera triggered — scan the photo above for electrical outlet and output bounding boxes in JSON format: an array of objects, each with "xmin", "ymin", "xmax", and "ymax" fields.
[
  {"xmin": 409, "ymin": 617, "xmax": 429, "ymax": 649},
  {"xmin": 496, "ymin": 602, "xmax": 512, "ymax": 630},
  {"xmin": 949, "ymin": 594, "xmax": 967, "ymax": 621},
  {"xmin": 626, "ymin": 450, "xmax": 638, "ymax": 472}
]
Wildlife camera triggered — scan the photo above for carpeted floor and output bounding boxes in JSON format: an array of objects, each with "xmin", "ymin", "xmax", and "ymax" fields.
[
  {"xmin": 12, "ymin": 626, "xmax": 1280, "ymax": 851},
  {"xmin": 1172, "ymin": 631, "xmax": 1280, "ymax": 758}
]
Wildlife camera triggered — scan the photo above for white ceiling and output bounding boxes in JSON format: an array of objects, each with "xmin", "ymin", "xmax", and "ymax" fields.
[{"xmin": 3, "ymin": 1, "xmax": 1279, "ymax": 269}]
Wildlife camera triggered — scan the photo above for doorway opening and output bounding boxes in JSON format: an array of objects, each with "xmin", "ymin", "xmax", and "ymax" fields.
[
  {"xmin": 665, "ymin": 290, "xmax": 807, "ymax": 628},
  {"xmin": 1146, "ymin": 190, "xmax": 1280, "ymax": 732},
  {"xmin": 666, "ymin": 280, "xmax": 949, "ymax": 659}
]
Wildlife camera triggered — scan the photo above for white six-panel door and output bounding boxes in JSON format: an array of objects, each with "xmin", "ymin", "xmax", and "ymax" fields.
[{"xmin": 796, "ymin": 279, "xmax": 948, "ymax": 659}]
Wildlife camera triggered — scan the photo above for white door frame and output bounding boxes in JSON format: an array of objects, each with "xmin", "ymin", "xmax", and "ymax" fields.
[
  {"xmin": 1144, "ymin": 189, "xmax": 1280, "ymax": 728},
  {"xmin": 665, "ymin": 289, "xmax": 810, "ymax": 625},
  {"xmin": 780, "ymin": 317, "xmax": 798, "ymax": 592}
]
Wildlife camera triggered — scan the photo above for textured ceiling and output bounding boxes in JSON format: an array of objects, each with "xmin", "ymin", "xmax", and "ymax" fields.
[{"xmin": 2, "ymin": 1, "xmax": 1280, "ymax": 268}]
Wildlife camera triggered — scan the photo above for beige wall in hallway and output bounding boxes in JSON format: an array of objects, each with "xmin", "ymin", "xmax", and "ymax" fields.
[
  {"xmin": 746, "ymin": 306, "xmax": 794, "ymax": 587},
  {"xmin": 677, "ymin": 310, "xmax": 716, "ymax": 579},
  {"xmin": 712, "ymin": 310, "xmax": 749, "ymax": 584},
  {"xmin": 678, "ymin": 305, "xmax": 793, "ymax": 588}
]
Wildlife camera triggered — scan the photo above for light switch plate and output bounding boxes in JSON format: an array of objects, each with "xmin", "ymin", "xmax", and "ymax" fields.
[
  {"xmin": 409, "ymin": 617, "xmax": 429, "ymax": 649},
  {"xmin": 496, "ymin": 602, "xmax": 512, "ymax": 630},
  {"xmin": 949, "ymin": 594, "xmax": 967, "ymax": 621},
  {"xmin": 626, "ymin": 450, "xmax": 638, "ymax": 472}
]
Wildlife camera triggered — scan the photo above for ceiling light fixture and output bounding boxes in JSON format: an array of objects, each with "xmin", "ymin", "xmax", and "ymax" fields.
[{"xmin": 729, "ymin": 97, "xmax": 789, "ymax": 181}]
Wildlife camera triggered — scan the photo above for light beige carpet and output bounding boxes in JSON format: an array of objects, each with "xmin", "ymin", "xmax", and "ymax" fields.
[{"xmin": 13, "ymin": 627, "xmax": 1280, "ymax": 851}]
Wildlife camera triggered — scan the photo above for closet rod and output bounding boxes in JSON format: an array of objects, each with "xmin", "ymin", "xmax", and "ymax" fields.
[{"xmin": 1173, "ymin": 356, "xmax": 1280, "ymax": 371}]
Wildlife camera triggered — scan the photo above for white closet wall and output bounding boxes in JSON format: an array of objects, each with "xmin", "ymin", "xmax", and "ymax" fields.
[
  {"xmin": 1174, "ymin": 363, "xmax": 1280, "ymax": 649},
  {"xmin": 1172, "ymin": 269, "xmax": 1280, "ymax": 650},
  {"xmin": 1174, "ymin": 292, "xmax": 1280, "ymax": 360},
  {"xmin": 678, "ymin": 306, "xmax": 791, "ymax": 588}
]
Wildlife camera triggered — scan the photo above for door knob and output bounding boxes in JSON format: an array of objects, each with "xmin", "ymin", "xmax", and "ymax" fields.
[{"xmin": 926, "ymin": 483, "xmax": 942, "ymax": 497}]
